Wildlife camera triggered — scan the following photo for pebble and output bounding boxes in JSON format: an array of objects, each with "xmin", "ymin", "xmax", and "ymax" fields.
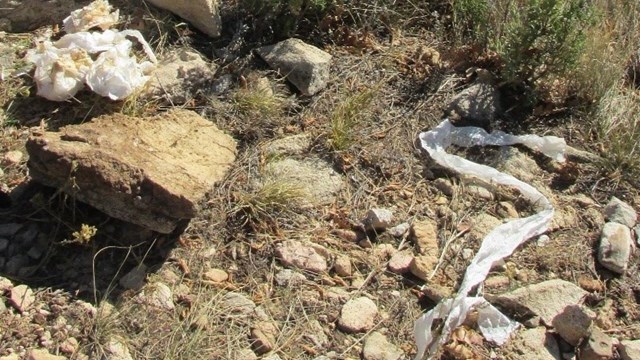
[
  {"xmin": 497, "ymin": 201, "xmax": 519, "ymax": 218},
  {"xmin": 0, "ymin": 237, "xmax": 8, "ymax": 252},
  {"xmin": 536, "ymin": 235, "xmax": 551, "ymax": 247},
  {"xmin": 388, "ymin": 251, "xmax": 413, "ymax": 274},
  {"xmin": 467, "ymin": 184, "xmax": 494, "ymax": 200},
  {"xmin": 26, "ymin": 349, "xmax": 65, "ymax": 360},
  {"xmin": 512, "ymin": 327, "xmax": 561, "ymax": 360},
  {"xmin": 409, "ymin": 255, "xmax": 437, "ymax": 281},
  {"xmin": 619, "ymin": 339, "xmax": 640, "ymax": 360},
  {"xmin": 305, "ymin": 320, "xmax": 329, "ymax": 348},
  {"xmin": 334, "ymin": 255, "xmax": 352, "ymax": 277},
  {"xmin": 0, "ymin": 223, "xmax": 22, "ymax": 237},
  {"xmin": 60, "ymin": 337, "xmax": 79, "ymax": 354},
  {"xmin": 275, "ymin": 240, "xmax": 328, "ymax": 273},
  {"xmin": 250, "ymin": 321, "xmax": 279, "ymax": 354},
  {"xmin": 387, "ymin": 222, "xmax": 410, "ymax": 237},
  {"xmin": 362, "ymin": 331, "xmax": 403, "ymax": 360},
  {"xmin": 140, "ymin": 283, "xmax": 174, "ymax": 311},
  {"xmin": 411, "ymin": 219, "xmax": 438, "ymax": 255},
  {"xmin": 484, "ymin": 275, "xmax": 510, "ymax": 289},
  {"xmin": 119, "ymin": 265, "xmax": 147, "ymax": 290},
  {"xmin": 551, "ymin": 304, "xmax": 594, "ymax": 346},
  {"xmin": 274, "ymin": 269, "xmax": 306, "ymax": 286},
  {"xmin": 2, "ymin": 150, "xmax": 23, "ymax": 166},
  {"xmin": 9, "ymin": 284, "xmax": 35, "ymax": 313},
  {"xmin": 433, "ymin": 178, "xmax": 455, "ymax": 196},
  {"xmin": 579, "ymin": 327, "xmax": 613, "ymax": 360},
  {"xmin": 203, "ymin": 268, "xmax": 229, "ymax": 282},
  {"xmin": 105, "ymin": 337, "xmax": 133, "ymax": 360},
  {"xmin": 462, "ymin": 248, "xmax": 474, "ymax": 260},
  {"xmin": 363, "ymin": 208, "xmax": 394, "ymax": 231},
  {"xmin": 604, "ymin": 197, "xmax": 637, "ymax": 228},
  {"xmin": 337, "ymin": 297, "xmax": 378, "ymax": 333},
  {"xmin": 234, "ymin": 349, "xmax": 258, "ymax": 360},
  {"xmin": 222, "ymin": 292, "xmax": 256, "ymax": 315},
  {"xmin": 598, "ymin": 222, "xmax": 633, "ymax": 274}
]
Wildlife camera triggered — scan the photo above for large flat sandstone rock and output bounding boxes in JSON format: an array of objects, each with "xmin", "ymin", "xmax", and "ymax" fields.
[{"xmin": 26, "ymin": 110, "xmax": 236, "ymax": 233}]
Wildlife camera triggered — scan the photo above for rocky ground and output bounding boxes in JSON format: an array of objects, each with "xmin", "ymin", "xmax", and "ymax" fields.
[{"xmin": 0, "ymin": 1, "xmax": 639, "ymax": 360}]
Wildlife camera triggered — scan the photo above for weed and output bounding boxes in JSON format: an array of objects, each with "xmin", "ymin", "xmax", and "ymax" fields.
[
  {"xmin": 329, "ymin": 88, "xmax": 375, "ymax": 151},
  {"xmin": 240, "ymin": 0, "xmax": 334, "ymax": 38},
  {"xmin": 232, "ymin": 78, "xmax": 286, "ymax": 118},
  {"xmin": 593, "ymin": 87, "xmax": 640, "ymax": 183}
]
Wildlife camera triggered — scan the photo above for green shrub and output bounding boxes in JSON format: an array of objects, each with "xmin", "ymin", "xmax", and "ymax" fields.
[{"xmin": 240, "ymin": 0, "xmax": 334, "ymax": 38}]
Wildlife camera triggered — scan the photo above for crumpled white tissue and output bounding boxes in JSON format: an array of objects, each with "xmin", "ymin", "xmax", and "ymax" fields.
[
  {"xmin": 63, "ymin": 0, "xmax": 120, "ymax": 33},
  {"xmin": 413, "ymin": 120, "xmax": 566, "ymax": 359},
  {"xmin": 25, "ymin": 0, "xmax": 156, "ymax": 101}
]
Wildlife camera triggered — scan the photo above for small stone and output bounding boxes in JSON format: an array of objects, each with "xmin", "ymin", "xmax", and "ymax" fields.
[
  {"xmin": 334, "ymin": 255, "xmax": 352, "ymax": 277},
  {"xmin": 510, "ymin": 327, "xmax": 561, "ymax": 360},
  {"xmin": 337, "ymin": 297, "xmax": 378, "ymax": 333},
  {"xmin": 434, "ymin": 178, "xmax": 455, "ymax": 196},
  {"xmin": 222, "ymin": 292, "xmax": 256, "ymax": 315},
  {"xmin": 537, "ymin": 235, "xmax": 551, "ymax": 247},
  {"xmin": 27, "ymin": 245, "xmax": 44, "ymax": 260},
  {"xmin": 274, "ymin": 269, "xmax": 306, "ymax": 286},
  {"xmin": 388, "ymin": 251, "xmax": 413, "ymax": 274},
  {"xmin": 211, "ymin": 74, "xmax": 233, "ymax": 94},
  {"xmin": 203, "ymin": 268, "xmax": 228, "ymax": 282},
  {"xmin": 387, "ymin": 223, "xmax": 410, "ymax": 237},
  {"xmin": 60, "ymin": 337, "xmax": 79, "ymax": 354},
  {"xmin": 0, "ymin": 223, "xmax": 22, "ymax": 237},
  {"xmin": 9, "ymin": 284, "xmax": 35, "ymax": 313},
  {"xmin": 275, "ymin": 240, "xmax": 328, "ymax": 273},
  {"xmin": 487, "ymin": 279, "xmax": 588, "ymax": 326},
  {"xmin": 619, "ymin": 339, "xmax": 640, "ymax": 360},
  {"xmin": 0, "ymin": 276, "xmax": 12, "ymax": 291},
  {"xmin": 119, "ymin": 265, "xmax": 147, "ymax": 290},
  {"xmin": 332, "ymin": 229, "xmax": 360, "ymax": 242},
  {"xmin": 351, "ymin": 276, "xmax": 366, "ymax": 288},
  {"xmin": 262, "ymin": 354, "xmax": 282, "ymax": 360},
  {"xmin": 362, "ymin": 331, "xmax": 403, "ymax": 360},
  {"xmin": 140, "ymin": 283, "xmax": 174, "ymax": 311},
  {"xmin": 5, "ymin": 254, "xmax": 28, "ymax": 275},
  {"xmin": 325, "ymin": 287, "xmax": 350, "ymax": 303},
  {"xmin": 256, "ymin": 38, "xmax": 332, "ymax": 96},
  {"xmin": 0, "ymin": 238, "xmax": 7, "ymax": 252},
  {"xmin": 551, "ymin": 305, "xmax": 594, "ymax": 346},
  {"xmin": 484, "ymin": 275, "xmax": 510, "ymax": 289},
  {"xmin": 105, "ymin": 337, "xmax": 133, "ymax": 360},
  {"xmin": 27, "ymin": 349, "xmax": 65, "ymax": 360},
  {"xmin": 462, "ymin": 248, "xmax": 474, "ymax": 260},
  {"xmin": 421, "ymin": 284, "xmax": 452, "ymax": 303},
  {"xmin": 363, "ymin": 208, "xmax": 394, "ymax": 231},
  {"xmin": 598, "ymin": 222, "xmax": 633, "ymax": 274},
  {"xmin": 234, "ymin": 349, "xmax": 258, "ymax": 360},
  {"xmin": 263, "ymin": 134, "xmax": 312, "ymax": 157},
  {"xmin": 468, "ymin": 213, "xmax": 502, "ymax": 241},
  {"xmin": 409, "ymin": 255, "xmax": 437, "ymax": 281},
  {"xmin": 250, "ymin": 321, "xmax": 279, "ymax": 355},
  {"xmin": 445, "ymin": 71, "xmax": 501, "ymax": 128},
  {"xmin": 604, "ymin": 197, "xmax": 637, "ymax": 227},
  {"xmin": 2, "ymin": 151, "xmax": 23, "ymax": 166},
  {"xmin": 305, "ymin": 320, "xmax": 329, "ymax": 348},
  {"xmin": 497, "ymin": 201, "xmax": 519, "ymax": 218},
  {"xmin": 579, "ymin": 327, "xmax": 613, "ymax": 360},
  {"xmin": 577, "ymin": 277, "xmax": 605, "ymax": 293},
  {"xmin": 411, "ymin": 219, "xmax": 438, "ymax": 255},
  {"xmin": 467, "ymin": 184, "xmax": 494, "ymax": 200}
]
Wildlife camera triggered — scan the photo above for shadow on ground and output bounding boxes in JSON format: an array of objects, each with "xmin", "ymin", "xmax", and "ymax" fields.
[{"xmin": 0, "ymin": 182, "xmax": 182, "ymax": 303}]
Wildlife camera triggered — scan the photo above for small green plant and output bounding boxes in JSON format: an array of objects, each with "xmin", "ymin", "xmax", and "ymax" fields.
[
  {"xmin": 329, "ymin": 88, "xmax": 375, "ymax": 151},
  {"xmin": 230, "ymin": 180, "xmax": 304, "ymax": 230},
  {"xmin": 232, "ymin": 80, "xmax": 286, "ymax": 118},
  {"xmin": 62, "ymin": 223, "xmax": 98, "ymax": 245}
]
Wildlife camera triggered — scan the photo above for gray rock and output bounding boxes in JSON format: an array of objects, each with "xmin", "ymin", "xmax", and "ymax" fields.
[
  {"xmin": 250, "ymin": 321, "xmax": 279, "ymax": 355},
  {"xmin": 598, "ymin": 222, "xmax": 633, "ymax": 274},
  {"xmin": 579, "ymin": 327, "xmax": 613, "ymax": 360},
  {"xmin": 138, "ymin": 283, "xmax": 174, "ymax": 311},
  {"xmin": 337, "ymin": 297, "xmax": 378, "ymax": 333},
  {"xmin": 234, "ymin": 349, "xmax": 257, "ymax": 360},
  {"xmin": 445, "ymin": 69, "xmax": 501, "ymax": 129},
  {"xmin": 263, "ymin": 134, "xmax": 312, "ymax": 157},
  {"xmin": 146, "ymin": 0, "xmax": 221, "ymax": 37},
  {"xmin": 487, "ymin": 279, "xmax": 588, "ymax": 326},
  {"xmin": 262, "ymin": 158, "xmax": 343, "ymax": 206},
  {"xmin": 119, "ymin": 265, "xmax": 147, "ymax": 290},
  {"xmin": 433, "ymin": 178, "xmax": 455, "ymax": 196},
  {"xmin": 105, "ymin": 337, "xmax": 133, "ymax": 360},
  {"xmin": 363, "ymin": 208, "xmax": 394, "ymax": 231},
  {"xmin": 0, "ymin": 223, "xmax": 22, "ymax": 237},
  {"xmin": 510, "ymin": 327, "xmax": 561, "ymax": 360},
  {"xmin": 5, "ymin": 254, "xmax": 28, "ymax": 275},
  {"xmin": 275, "ymin": 240, "xmax": 328, "ymax": 273},
  {"xmin": 551, "ymin": 305, "xmax": 594, "ymax": 346},
  {"xmin": 362, "ymin": 331, "xmax": 403, "ymax": 360},
  {"xmin": 0, "ymin": 0, "xmax": 88, "ymax": 32},
  {"xmin": 387, "ymin": 222, "xmax": 410, "ymax": 238},
  {"xmin": 619, "ymin": 339, "xmax": 640, "ymax": 360},
  {"xmin": 211, "ymin": 74, "xmax": 234, "ymax": 94},
  {"xmin": 274, "ymin": 269, "xmax": 306, "ymax": 286},
  {"xmin": 0, "ymin": 238, "xmax": 8, "ymax": 252},
  {"xmin": 15, "ymin": 224, "xmax": 38, "ymax": 248},
  {"xmin": 304, "ymin": 320, "xmax": 329, "ymax": 348},
  {"xmin": 26, "ymin": 110, "xmax": 237, "ymax": 234},
  {"xmin": 257, "ymin": 38, "xmax": 332, "ymax": 96},
  {"xmin": 604, "ymin": 197, "xmax": 637, "ymax": 227},
  {"xmin": 145, "ymin": 49, "xmax": 216, "ymax": 104},
  {"xmin": 222, "ymin": 292, "xmax": 256, "ymax": 315},
  {"xmin": 0, "ymin": 276, "xmax": 12, "ymax": 291}
]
